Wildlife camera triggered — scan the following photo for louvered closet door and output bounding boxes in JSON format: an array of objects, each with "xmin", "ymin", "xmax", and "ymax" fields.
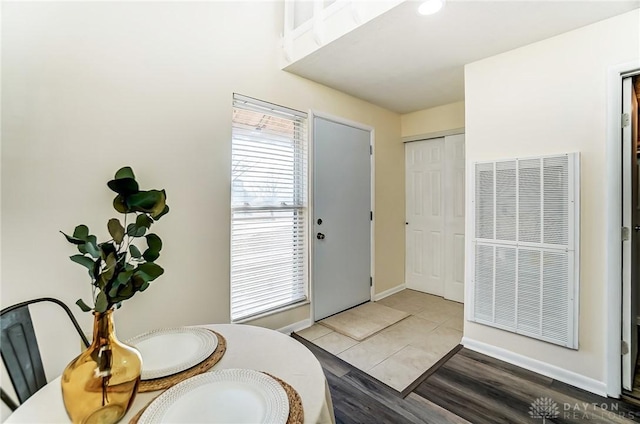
[
  {"xmin": 405, "ymin": 138, "xmax": 445, "ymax": 296},
  {"xmin": 471, "ymin": 154, "xmax": 579, "ymax": 349}
]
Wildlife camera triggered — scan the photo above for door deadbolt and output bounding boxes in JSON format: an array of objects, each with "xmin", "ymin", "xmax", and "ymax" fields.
[
  {"xmin": 317, "ymin": 218, "xmax": 323, "ymax": 225},
  {"xmin": 317, "ymin": 233, "xmax": 325, "ymax": 240}
]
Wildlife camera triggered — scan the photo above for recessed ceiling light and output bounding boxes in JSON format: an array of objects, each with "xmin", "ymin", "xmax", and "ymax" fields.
[{"xmin": 418, "ymin": 0, "xmax": 444, "ymax": 16}]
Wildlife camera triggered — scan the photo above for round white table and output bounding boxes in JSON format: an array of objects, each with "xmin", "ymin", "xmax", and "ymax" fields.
[{"xmin": 5, "ymin": 324, "xmax": 335, "ymax": 424}]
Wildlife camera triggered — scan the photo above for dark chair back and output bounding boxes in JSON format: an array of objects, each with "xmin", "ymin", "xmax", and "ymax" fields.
[{"xmin": 0, "ymin": 298, "xmax": 89, "ymax": 411}]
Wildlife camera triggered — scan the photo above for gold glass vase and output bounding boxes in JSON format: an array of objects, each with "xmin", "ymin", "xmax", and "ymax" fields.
[{"xmin": 61, "ymin": 309, "xmax": 142, "ymax": 424}]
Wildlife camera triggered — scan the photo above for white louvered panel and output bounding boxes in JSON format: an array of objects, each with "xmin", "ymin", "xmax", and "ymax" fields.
[
  {"xmin": 475, "ymin": 163, "xmax": 494, "ymax": 239},
  {"xmin": 494, "ymin": 246, "xmax": 516, "ymax": 327},
  {"xmin": 518, "ymin": 159, "xmax": 541, "ymax": 244},
  {"xmin": 496, "ymin": 161, "xmax": 517, "ymax": 241},
  {"xmin": 543, "ymin": 156, "xmax": 569, "ymax": 246},
  {"xmin": 474, "ymin": 244, "xmax": 494, "ymax": 322},
  {"xmin": 516, "ymin": 249, "xmax": 541, "ymax": 334},
  {"xmin": 470, "ymin": 153, "xmax": 579, "ymax": 349},
  {"xmin": 542, "ymin": 251, "xmax": 569, "ymax": 344}
]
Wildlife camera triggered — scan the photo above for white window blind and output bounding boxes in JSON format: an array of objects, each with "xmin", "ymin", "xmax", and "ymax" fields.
[
  {"xmin": 231, "ymin": 94, "xmax": 308, "ymax": 321},
  {"xmin": 469, "ymin": 153, "xmax": 580, "ymax": 349}
]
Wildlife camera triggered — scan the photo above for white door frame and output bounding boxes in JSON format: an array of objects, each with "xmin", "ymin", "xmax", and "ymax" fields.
[
  {"xmin": 605, "ymin": 60, "xmax": 640, "ymax": 397},
  {"xmin": 308, "ymin": 110, "xmax": 375, "ymax": 323}
]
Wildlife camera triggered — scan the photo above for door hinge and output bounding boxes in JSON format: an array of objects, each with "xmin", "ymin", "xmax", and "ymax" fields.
[
  {"xmin": 370, "ymin": 211, "xmax": 373, "ymax": 221},
  {"xmin": 370, "ymin": 145, "xmax": 373, "ymax": 155},
  {"xmin": 370, "ymin": 276, "xmax": 373, "ymax": 287},
  {"xmin": 622, "ymin": 340, "xmax": 630, "ymax": 355},
  {"xmin": 623, "ymin": 226, "xmax": 630, "ymax": 241},
  {"xmin": 622, "ymin": 113, "xmax": 630, "ymax": 128}
]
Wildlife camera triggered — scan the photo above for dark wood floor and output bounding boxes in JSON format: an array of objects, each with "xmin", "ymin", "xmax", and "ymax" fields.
[{"xmin": 292, "ymin": 334, "xmax": 640, "ymax": 424}]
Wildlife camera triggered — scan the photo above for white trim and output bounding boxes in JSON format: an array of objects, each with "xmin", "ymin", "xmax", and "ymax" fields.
[
  {"xmin": 308, "ymin": 110, "xmax": 375, "ymax": 324},
  {"xmin": 277, "ymin": 318, "xmax": 313, "ymax": 335},
  {"xmin": 605, "ymin": 60, "xmax": 640, "ymax": 398},
  {"xmin": 236, "ymin": 301, "xmax": 310, "ymax": 325},
  {"xmin": 462, "ymin": 337, "xmax": 607, "ymax": 397},
  {"xmin": 402, "ymin": 127, "xmax": 466, "ymax": 143},
  {"xmin": 373, "ymin": 283, "xmax": 406, "ymax": 301}
]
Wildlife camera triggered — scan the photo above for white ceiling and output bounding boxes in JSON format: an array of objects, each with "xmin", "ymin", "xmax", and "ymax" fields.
[{"xmin": 284, "ymin": 1, "xmax": 640, "ymax": 114}]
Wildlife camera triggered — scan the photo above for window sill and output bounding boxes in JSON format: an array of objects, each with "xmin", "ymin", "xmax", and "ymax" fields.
[{"xmin": 231, "ymin": 300, "xmax": 310, "ymax": 324}]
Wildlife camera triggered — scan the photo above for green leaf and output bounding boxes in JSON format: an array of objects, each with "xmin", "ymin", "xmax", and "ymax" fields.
[
  {"xmin": 117, "ymin": 271, "xmax": 133, "ymax": 285},
  {"xmin": 136, "ymin": 262, "xmax": 164, "ymax": 281},
  {"xmin": 72, "ymin": 225, "xmax": 89, "ymax": 240},
  {"xmin": 126, "ymin": 223, "xmax": 146, "ymax": 238},
  {"xmin": 114, "ymin": 167, "xmax": 136, "ymax": 180},
  {"xmin": 143, "ymin": 234, "xmax": 162, "ymax": 262},
  {"xmin": 78, "ymin": 235, "xmax": 98, "ymax": 255},
  {"xmin": 107, "ymin": 218, "xmax": 125, "ymax": 244},
  {"xmin": 61, "ymin": 231, "xmax": 85, "ymax": 245},
  {"xmin": 95, "ymin": 291, "xmax": 108, "ymax": 313},
  {"xmin": 96, "ymin": 253, "xmax": 116, "ymax": 289},
  {"xmin": 108, "ymin": 271, "xmax": 133, "ymax": 297},
  {"xmin": 113, "ymin": 195, "xmax": 130, "ymax": 214},
  {"xmin": 129, "ymin": 244, "xmax": 142, "ymax": 258},
  {"xmin": 99, "ymin": 242, "xmax": 117, "ymax": 259},
  {"xmin": 136, "ymin": 214, "xmax": 153, "ymax": 229},
  {"xmin": 70, "ymin": 254, "xmax": 95, "ymax": 270},
  {"xmin": 84, "ymin": 238, "xmax": 100, "ymax": 259},
  {"xmin": 104, "ymin": 253, "xmax": 117, "ymax": 280},
  {"xmin": 107, "ymin": 178, "xmax": 139, "ymax": 196},
  {"xmin": 76, "ymin": 299, "xmax": 92, "ymax": 312},
  {"xmin": 92, "ymin": 259, "xmax": 102, "ymax": 280},
  {"xmin": 126, "ymin": 190, "xmax": 166, "ymax": 218},
  {"xmin": 154, "ymin": 205, "xmax": 170, "ymax": 220},
  {"xmin": 131, "ymin": 274, "xmax": 146, "ymax": 289}
]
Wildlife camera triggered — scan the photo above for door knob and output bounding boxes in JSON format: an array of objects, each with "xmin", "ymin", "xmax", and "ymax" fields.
[
  {"xmin": 317, "ymin": 233, "xmax": 325, "ymax": 240},
  {"xmin": 635, "ymin": 226, "xmax": 640, "ymax": 232}
]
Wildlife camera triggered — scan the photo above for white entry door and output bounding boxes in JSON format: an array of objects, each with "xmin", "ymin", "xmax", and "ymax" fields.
[
  {"xmin": 313, "ymin": 116, "xmax": 371, "ymax": 321},
  {"xmin": 622, "ymin": 76, "xmax": 639, "ymax": 391},
  {"xmin": 405, "ymin": 135, "xmax": 465, "ymax": 301}
]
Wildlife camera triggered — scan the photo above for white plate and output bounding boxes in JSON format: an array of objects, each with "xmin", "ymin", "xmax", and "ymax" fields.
[
  {"xmin": 138, "ymin": 369, "xmax": 290, "ymax": 424},
  {"xmin": 127, "ymin": 327, "xmax": 218, "ymax": 380}
]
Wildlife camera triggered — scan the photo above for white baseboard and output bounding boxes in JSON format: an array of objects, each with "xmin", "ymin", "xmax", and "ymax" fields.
[
  {"xmin": 277, "ymin": 318, "xmax": 312, "ymax": 335},
  {"xmin": 462, "ymin": 337, "xmax": 607, "ymax": 397},
  {"xmin": 373, "ymin": 283, "xmax": 406, "ymax": 301}
]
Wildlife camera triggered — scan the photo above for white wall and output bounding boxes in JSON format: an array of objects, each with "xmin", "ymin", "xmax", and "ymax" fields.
[
  {"xmin": 464, "ymin": 9, "xmax": 640, "ymax": 391},
  {"xmin": 1, "ymin": 0, "xmax": 403, "ymax": 384}
]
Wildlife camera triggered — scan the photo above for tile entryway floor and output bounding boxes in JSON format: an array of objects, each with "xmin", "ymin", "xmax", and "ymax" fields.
[{"xmin": 296, "ymin": 289, "xmax": 463, "ymax": 392}]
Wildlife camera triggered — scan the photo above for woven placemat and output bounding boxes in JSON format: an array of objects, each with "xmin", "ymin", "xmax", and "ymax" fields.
[
  {"xmin": 128, "ymin": 371, "xmax": 304, "ymax": 424},
  {"xmin": 263, "ymin": 372, "xmax": 304, "ymax": 424},
  {"xmin": 137, "ymin": 330, "xmax": 226, "ymax": 393}
]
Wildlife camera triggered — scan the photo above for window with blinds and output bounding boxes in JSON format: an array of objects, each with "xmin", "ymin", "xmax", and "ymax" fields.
[
  {"xmin": 230, "ymin": 94, "xmax": 308, "ymax": 322},
  {"xmin": 469, "ymin": 153, "xmax": 580, "ymax": 349}
]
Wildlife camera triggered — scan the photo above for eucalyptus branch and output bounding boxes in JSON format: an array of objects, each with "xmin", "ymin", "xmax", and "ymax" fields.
[{"xmin": 62, "ymin": 166, "xmax": 169, "ymax": 313}]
